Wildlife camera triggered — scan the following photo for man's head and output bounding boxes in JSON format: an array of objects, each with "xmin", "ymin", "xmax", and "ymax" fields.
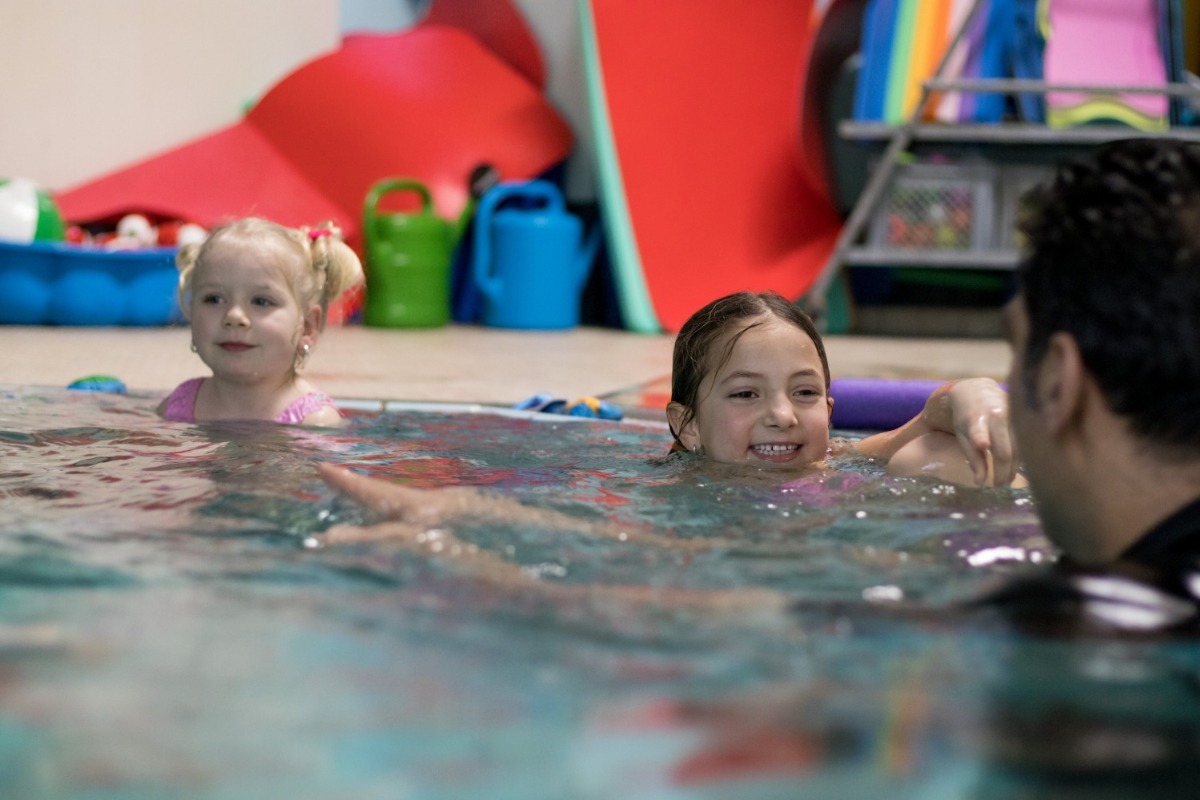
[
  {"xmin": 1006, "ymin": 139, "xmax": 1200, "ymax": 561},
  {"xmin": 1014, "ymin": 138, "xmax": 1200, "ymax": 459}
]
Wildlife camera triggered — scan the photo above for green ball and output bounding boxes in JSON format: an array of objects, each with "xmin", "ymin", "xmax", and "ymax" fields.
[{"xmin": 0, "ymin": 177, "xmax": 66, "ymax": 243}]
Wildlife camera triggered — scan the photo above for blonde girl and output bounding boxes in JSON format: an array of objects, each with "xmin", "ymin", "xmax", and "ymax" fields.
[{"xmin": 158, "ymin": 217, "xmax": 363, "ymax": 426}]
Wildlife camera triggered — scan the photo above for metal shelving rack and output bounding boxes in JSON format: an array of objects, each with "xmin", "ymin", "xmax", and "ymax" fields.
[{"xmin": 804, "ymin": 0, "xmax": 1200, "ymax": 324}]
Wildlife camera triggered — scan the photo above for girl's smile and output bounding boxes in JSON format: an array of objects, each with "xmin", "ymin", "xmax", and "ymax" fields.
[{"xmin": 749, "ymin": 442, "xmax": 803, "ymax": 463}]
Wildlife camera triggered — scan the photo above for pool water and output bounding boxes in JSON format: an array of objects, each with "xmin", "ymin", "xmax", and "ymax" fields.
[{"xmin": 2, "ymin": 385, "xmax": 1198, "ymax": 799}]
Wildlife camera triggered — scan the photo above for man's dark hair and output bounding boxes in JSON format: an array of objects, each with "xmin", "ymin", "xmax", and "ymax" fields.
[{"xmin": 1017, "ymin": 138, "xmax": 1200, "ymax": 455}]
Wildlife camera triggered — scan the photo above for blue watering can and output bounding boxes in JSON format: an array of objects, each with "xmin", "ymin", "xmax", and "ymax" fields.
[{"xmin": 472, "ymin": 180, "xmax": 600, "ymax": 330}]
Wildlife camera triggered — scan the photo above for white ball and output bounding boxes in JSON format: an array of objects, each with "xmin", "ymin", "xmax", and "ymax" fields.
[
  {"xmin": 176, "ymin": 223, "xmax": 208, "ymax": 247},
  {"xmin": 0, "ymin": 178, "xmax": 65, "ymax": 243},
  {"xmin": 117, "ymin": 214, "xmax": 156, "ymax": 246}
]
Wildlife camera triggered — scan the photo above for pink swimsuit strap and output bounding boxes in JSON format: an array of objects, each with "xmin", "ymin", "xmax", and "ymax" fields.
[
  {"xmin": 161, "ymin": 378, "xmax": 339, "ymax": 425},
  {"xmin": 162, "ymin": 377, "xmax": 204, "ymax": 423},
  {"xmin": 274, "ymin": 391, "xmax": 339, "ymax": 424}
]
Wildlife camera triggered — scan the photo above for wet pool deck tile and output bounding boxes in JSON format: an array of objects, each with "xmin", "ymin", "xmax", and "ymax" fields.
[{"xmin": 0, "ymin": 325, "xmax": 1012, "ymax": 416}]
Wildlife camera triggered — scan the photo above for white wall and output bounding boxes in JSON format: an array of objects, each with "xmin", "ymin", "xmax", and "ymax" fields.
[
  {"xmin": 0, "ymin": 0, "xmax": 595, "ymax": 201},
  {"xmin": 0, "ymin": 0, "xmax": 341, "ymax": 192},
  {"xmin": 510, "ymin": 0, "xmax": 595, "ymax": 201}
]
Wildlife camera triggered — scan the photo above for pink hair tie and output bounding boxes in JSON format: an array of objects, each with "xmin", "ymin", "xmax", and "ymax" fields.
[{"xmin": 308, "ymin": 228, "xmax": 333, "ymax": 241}]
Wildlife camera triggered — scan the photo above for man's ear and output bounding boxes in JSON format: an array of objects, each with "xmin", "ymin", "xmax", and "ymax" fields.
[
  {"xmin": 666, "ymin": 401, "xmax": 699, "ymax": 451},
  {"xmin": 1037, "ymin": 332, "xmax": 1086, "ymax": 434}
]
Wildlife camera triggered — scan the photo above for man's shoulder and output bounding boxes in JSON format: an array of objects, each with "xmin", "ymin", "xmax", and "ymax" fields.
[{"xmin": 977, "ymin": 557, "xmax": 1200, "ymax": 637}]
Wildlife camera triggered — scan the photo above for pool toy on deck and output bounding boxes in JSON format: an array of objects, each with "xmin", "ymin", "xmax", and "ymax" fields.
[
  {"xmin": 362, "ymin": 166, "xmax": 498, "ymax": 328},
  {"xmin": 472, "ymin": 180, "xmax": 600, "ymax": 330},
  {"xmin": 829, "ymin": 377, "xmax": 944, "ymax": 431},
  {"xmin": 0, "ymin": 189, "xmax": 198, "ymax": 325},
  {"xmin": 93, "ymin": 214, "xmax": 208, "ymax": 251},
  {"xmin": 68, "ymin": 375, "xmax": 128, "ymax": 394},
  {"xmin": 0, "ymin": 178, "xmax": 66, "ymax": 244},
  {"xmin": 0, "ymin": 238, "xmax": 181, "ymax": 326},
  {"xmin": 578, "ymin": 0, "xmax": 842, "ymax": 333},
  {"xmin": 601, "ymin": 374, "xmax": 962, "ymax": 431},
  {"xmin": 55, "ymin": 28, "xmax": 573, "ymax": 256},
  {"xmin": 514, "ymin": 393, "xmax": 623, "ymax": 421}
]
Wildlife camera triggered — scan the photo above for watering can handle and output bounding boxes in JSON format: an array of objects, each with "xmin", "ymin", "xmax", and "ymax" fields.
[
  {"xmin": 473, "ymin": 181, "xmax": 564, "ymax": 302},
  {"xmin": 363, "ymin": 179, "xmax": 434, "ymax": 229}
]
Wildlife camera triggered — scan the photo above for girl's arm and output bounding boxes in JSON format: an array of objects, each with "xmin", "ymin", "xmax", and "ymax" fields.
[{"xmin": 850, "ymin": 378, "xmax": 1019, "ymax": 486}]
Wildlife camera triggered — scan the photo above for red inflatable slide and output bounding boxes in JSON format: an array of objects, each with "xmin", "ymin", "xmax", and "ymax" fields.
[{"xmin": 56, "ymin": 25, "xmax": 572, "ymax": 253}]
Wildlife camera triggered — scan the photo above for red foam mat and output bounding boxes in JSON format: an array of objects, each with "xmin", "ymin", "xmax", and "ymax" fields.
[
  {"xmin": 589, "ymin": 0, "xmax": 842, "ymax": 331},
  {"xmin": 57, "ymin": 28, "xmax": 572, "ymax": 252}
]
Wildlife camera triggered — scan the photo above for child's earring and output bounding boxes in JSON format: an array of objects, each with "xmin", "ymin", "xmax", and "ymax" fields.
[
  {"xmin": 295, "ymin": 342, "xmax": 311, "ymax": 369},
  {"xmin": 190, "ymin": 343, "xmax": 198, "ymax": 353}
]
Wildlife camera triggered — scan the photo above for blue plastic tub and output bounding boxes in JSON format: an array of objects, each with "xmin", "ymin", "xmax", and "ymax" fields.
[{"xmin": 0, "ymin": 239, "xmax": 182, "ymax": 326}]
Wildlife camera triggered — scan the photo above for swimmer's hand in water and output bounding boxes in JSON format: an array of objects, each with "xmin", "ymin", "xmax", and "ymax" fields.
[
  {"xmin": 317, "ymin": 462, "xmax": 477, "ymax": 527},
  {"xmin": 316, "ymin": 463, "xmax": 721, "ymax": 550}
]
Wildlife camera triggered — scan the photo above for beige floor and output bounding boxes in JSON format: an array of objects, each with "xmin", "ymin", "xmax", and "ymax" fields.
[{"xmin": 0, "ymin": 323, "xmax": 1011, "ymax": 412}]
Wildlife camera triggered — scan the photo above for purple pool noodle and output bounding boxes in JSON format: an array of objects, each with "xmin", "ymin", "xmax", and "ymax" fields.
[{"xmin": 830, "ymin": 378, "xmax": 944, "ymax": 431}]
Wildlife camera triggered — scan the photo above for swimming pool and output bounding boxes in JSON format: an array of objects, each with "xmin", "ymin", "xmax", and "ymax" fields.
[{"xmin": 2, "ymin": 384, "xmax": 1197, "ymax": 798}]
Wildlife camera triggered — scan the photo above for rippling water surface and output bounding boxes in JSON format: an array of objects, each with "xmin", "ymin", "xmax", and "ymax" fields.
[{"xmin": 1, "ymin": 385, "xmax": 1195, "ymax": 799}]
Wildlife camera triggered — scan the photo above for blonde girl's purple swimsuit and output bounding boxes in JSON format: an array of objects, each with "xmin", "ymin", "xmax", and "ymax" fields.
[{"xmin": 162, "ymin": 378, "xmax": 339, "ymax": 424}]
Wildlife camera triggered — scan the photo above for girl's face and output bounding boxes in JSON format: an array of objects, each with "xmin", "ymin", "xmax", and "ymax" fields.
[
  {"xmin": 188, "ymin": 238, "xmax": 319, "ymax": 386},
  {"xmin": 669, "ymin": 318, "xmax": 833, "ymax": 470}
]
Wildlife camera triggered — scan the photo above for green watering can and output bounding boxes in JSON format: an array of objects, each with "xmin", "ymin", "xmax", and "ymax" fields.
[{"xmin": 362, "ymin": 167, "xmax": 497, "ymax": 328}]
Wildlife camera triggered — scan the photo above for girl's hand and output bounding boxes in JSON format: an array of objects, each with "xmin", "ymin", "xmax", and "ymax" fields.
[{"xmin": 928, "ymin": 378, "xmax": 1017, "ymax": 486}]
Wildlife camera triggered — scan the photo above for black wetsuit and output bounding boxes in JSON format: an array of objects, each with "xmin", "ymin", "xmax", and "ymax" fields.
[
  {"xmin": 968, "ymin": 499, "xmax": 1200, "ymax": 790},
  {"xmin": 977, "ymin": 497, "xmax": 1200, "ymax": 636}
]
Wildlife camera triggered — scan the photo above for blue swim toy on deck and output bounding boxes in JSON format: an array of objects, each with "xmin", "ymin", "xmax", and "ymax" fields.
[
  {"xmin": 514, "ymin": 392, "xmax": 623, "ymax": 420},
  {"xmin": 566, "ymin": 396, "xmax": 623, "ymax": 420},
  {"xmin": 68, "ymin": 375, "xmax": 127, "ymax": 394}
]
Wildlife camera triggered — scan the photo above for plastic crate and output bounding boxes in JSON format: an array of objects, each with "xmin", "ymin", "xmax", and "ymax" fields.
[
  {"xmin": 996, "ymin": 164, "xmax": 1053, "ymax": 251},
  {"xmin": 0, "ymin": 239, "xmax": 182, "ymax": 326},
  {"xmin": 868, "ymin": 161, "xmax": 996, "ymax": 251}
]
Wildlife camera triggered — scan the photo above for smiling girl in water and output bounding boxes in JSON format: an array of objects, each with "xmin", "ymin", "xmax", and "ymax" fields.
[
  {"xmin": 159, "ymin": 217, "xmax": 363, "ymax": 427},
  {"xmin": 665, "ymin": 291, "xmax": 1019, "ymax": 486}
]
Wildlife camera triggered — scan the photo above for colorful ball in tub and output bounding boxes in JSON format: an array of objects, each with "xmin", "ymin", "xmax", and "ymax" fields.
[{"xmin": 0, "ymin": 178, "xmax": 65, "ymax": 243}]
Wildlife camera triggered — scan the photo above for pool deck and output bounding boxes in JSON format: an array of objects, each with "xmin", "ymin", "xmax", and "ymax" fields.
[{"xmin": 0, "ymin": 324, "xmax": 1011, "ymax": 415}]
